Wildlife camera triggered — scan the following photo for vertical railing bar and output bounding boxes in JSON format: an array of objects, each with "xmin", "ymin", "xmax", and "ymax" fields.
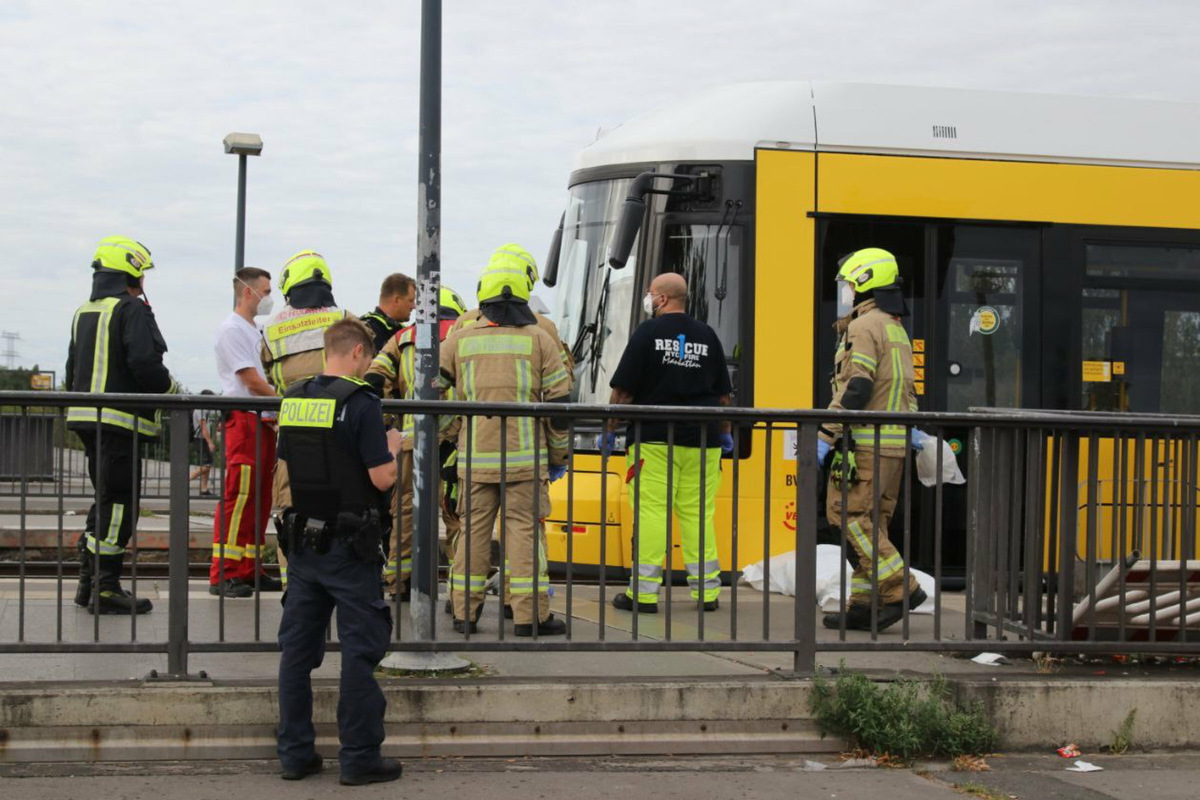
[
  {"xmin": 870, "ymin": 425, "xmax": 881, "ymax": 640},
  {"xmin": 934, "ymin": 427, "xmax": 944, "ymax": 641},
  {"xmin": 964, "ymin": 427, "xmax": 978, "ymax": 642},
  {"xmin": 1021, "ymin": 428, "xmax": 1040, "ymax": 638},
  {"xmin": 167, "ymin": 408, "xmax": 192, "ymax": 677},
  {"xmin": 762, "ymin": 422, "xmax": 773, "ymax": 641},
  {"xmin": 565, "ymin": 421, "xmax": 575, "ymax": 640},
  {"xmin": 18, "ymin": 408, "xmax": 28, "ymax": 642},
  {"xmin": 1045, "ymin": 431, "xmax": 1062, "ymax": 634},
  {"xmin": 497, "ymin": 415, "xmax": 507, "ymax": 643},
  {"xmin": 1148, "ymin": 435, "xmax": 1159, "ymax": 643},
  {"xmin": 1086, "ymin": 431, "xmax": 1100, "ymax": 641},
  {"xmin": 1116, "ymin": 430, "xmax": 1128, "ymax": 642},
  {"xmin": 730, "ymin": 423, "xmax": 740, "ymax": 642},
  {"xmin": 1056, "ymin": 431, "xmax": 1079, "ymax": 642},
  {"xmin": 532, "ymin": 418, "xmax": 541, "ymax": 642},
  {"xmin": 93, "ymin": 414, "xmax": 102, "ymax": 642},
  {"xmin": 664, "ymin": 422, "xmax": 674, "ymax": 641},
  {"xmin": 598, "ymin": 417, "xmax": 608, "ymax": 641},
  {"xmin": 56, "ymin": 408, "xmax": 65, "ymax": 642},
  {"xmin": 1007, "ymin": 429, "xmax": 1025, "ymax": 624},
  {"xmin": 631, "ymin": 420, "xmax": 642, "ymax": 641},
  {"xmin": 128, "ymin": 428, "xmax": 139, "ymax": 642},
  {"xmin": 462, "ymin": 416, "xmax": 473, "ymax": 641},
  {"xmin": 252, "ymin": 410, "xmax": 262, "ymax": 642},
  {"xmin": 838, "ymin": 427, "xmax": 850, "ymax": 641}
]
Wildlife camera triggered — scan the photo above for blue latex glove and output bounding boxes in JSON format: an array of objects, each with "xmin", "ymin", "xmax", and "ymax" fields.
[
  {"xmin": 816, "ymin": 439, "xmax": 833, "ymax": 464},
  {"xmin": 548, "ymin": 464, "xmax": 567, "ymax": 482},
  {"xmin": 596, "ymin": 431, "xmax": 618, "ymax": 457},
  {"xmin": 717, "ymin": 432, "xmax": 735, "ymax": 455},
  {"xmin": 911, "ymin": 428, "xmax": 931, "ymax": 451}
]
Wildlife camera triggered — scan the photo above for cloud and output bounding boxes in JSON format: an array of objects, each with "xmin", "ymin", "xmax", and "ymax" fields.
[{"xmin": 2, "ymin": 0, "xmax": 1198, "ymax": 386}]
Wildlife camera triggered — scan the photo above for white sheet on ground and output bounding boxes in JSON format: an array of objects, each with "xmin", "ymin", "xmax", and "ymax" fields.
[{"xmin": 740, "ymin": 545, "xmax": 936, "ymax": 613}]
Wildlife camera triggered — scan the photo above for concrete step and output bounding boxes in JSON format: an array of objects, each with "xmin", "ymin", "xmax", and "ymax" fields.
[{"xmin": 0, "ymin": 679, "xmax": 840, "ymax": 761}]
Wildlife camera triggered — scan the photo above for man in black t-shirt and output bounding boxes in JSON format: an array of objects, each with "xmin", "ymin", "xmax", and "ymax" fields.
[{"xmin": 602, "ymin": 272, "xmax": 733, "ymax": 614}]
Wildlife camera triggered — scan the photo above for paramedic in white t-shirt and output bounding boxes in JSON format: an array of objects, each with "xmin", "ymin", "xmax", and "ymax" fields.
[{"xmin": 210, "ymin": 267, "xmax": 282, "ymax": 598}]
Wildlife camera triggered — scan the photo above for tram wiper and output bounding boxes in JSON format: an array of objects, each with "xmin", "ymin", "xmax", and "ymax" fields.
[
  {"xmin": 714, "ymin": 199, "xmax": 742, "ymax": 308},
  {"xmin": 587, "ymin": 269, "xmax": 612, "ymax": 393}
]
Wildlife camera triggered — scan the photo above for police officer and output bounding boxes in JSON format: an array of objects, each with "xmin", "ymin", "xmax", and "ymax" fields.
[
  {"xmin": 359, "ymin": 273, "xmax": 417, "ymax": 351},
  {"xmin": 65, "ymin": 235, "xmax": 178, "ymax": 615},
  {"xmin": 275, "ymin": 318, "xmax": 404, "ymax": 786},
  {"xmin": 365, "ymin": 285, "xmax": 467, "ymax": 599},
  {"xmin": 816, "ymin": 248, "xmax": 927, "ymax": 631},
  {"xmin": 260, "ymin": 250, "xmax": 356, "ymax": 584},
  {"xmin": 601, "ymin": 272, "xmax": 734, "ymax": 613},
  {"xmin": 440, "ymin": 245, "xmax": 572, "ymax": 636}
]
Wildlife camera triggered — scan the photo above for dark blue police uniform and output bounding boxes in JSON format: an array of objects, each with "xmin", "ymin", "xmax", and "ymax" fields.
[{"xmin": 275, "ymin": 375, "xmax": 395, "ymax": 778}]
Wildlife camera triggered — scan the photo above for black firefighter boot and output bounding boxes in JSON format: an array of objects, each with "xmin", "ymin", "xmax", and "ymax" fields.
[
  {"xmin": 91, "ymin": 554, "xmax": 153, "ymax": 615},
  {"xmin": 74, "ymin": 543, "xmax": 94, "ymax": 608}
]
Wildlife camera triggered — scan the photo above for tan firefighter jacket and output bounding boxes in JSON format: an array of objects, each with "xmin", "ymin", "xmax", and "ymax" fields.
[{"xmin": 818, "ymin": 298, "xmax": 917, "ymax": 457}]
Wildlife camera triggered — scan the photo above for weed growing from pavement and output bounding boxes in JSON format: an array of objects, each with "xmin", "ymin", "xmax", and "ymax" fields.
[
  {"xmin": 809, "ymin": 666, "xmax": 997, "ymax": 762},
  {"xmin": 1108, "ymin": 708, "xmax": 1137, "ymax": 754},
  {"xmin": 953, "ymin": 781, "xmax": 1007, "ymax": 800}
]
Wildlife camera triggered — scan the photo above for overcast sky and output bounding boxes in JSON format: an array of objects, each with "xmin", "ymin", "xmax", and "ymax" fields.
[{"xmin": 2, "ymin": 0, "xmax": 1198, "ymax": 389}]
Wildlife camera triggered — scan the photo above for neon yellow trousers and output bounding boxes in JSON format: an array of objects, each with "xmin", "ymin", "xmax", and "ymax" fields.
[{"xmin": 625, "ymin": 442, "xmax": 722, "ymax": 604}]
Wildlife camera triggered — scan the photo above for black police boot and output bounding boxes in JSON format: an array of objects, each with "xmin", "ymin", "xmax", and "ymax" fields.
[
  {"xmin": 612, "ymin": 592, "xmax": 658, "ymax": 614},
  {"xmin": 74, "ymin": 545, "xmax": 94, "ymax": 608},
  {"xmin": 514, "ymin": 614, "xmax": 567, "ymax": 637},
  {"xmin": 90, "ymin": 555, "xmax": 153, "ymax": 615},
  {"xmin": 280, "ymin": 752, "xmax": 323, "ymax": 781},
  {"xmin": 340, "ymin": 757, "xmax": 403, "ymax": 786}
]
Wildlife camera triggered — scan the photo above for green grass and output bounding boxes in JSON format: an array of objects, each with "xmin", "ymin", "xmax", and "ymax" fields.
[
  {"xmin": 809, "ymin": 666, "xmax": 997, "ymax": 762},
  {"xmin": 1109, "ymin": 708, "xmax": 1137, "ymax": 754},
  {"xmin": 953, "ymin": 781, "xmax": 1007, "ymax": 800}
]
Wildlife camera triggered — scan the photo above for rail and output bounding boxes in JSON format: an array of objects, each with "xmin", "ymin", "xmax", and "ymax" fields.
[{"xmin": 1, "ymin": 390, "xmax": 1197, "ymax": 680}]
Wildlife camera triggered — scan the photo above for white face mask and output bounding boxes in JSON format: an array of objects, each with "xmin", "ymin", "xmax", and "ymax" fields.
[
  {"xmin": 239, "ymin": 278, "xmax": 273, "ymax": 316},
  {"xmin": 836, "ymin": 280, "xmax": 857, "ymax": 319},
  {"xmin": 642, "ymin": 292, "xmax": 658, "ymax": 317}
]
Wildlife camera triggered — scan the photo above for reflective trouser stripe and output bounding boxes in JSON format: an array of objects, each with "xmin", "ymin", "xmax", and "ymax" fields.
[
  {"xmin": 86, "ymin": 501, "xmax": 127, "ymax": 556},
  {"xmin": 227, "ymin": 465, "xmax": 251, "ymax": 553},
  {"xmin": 85, "ymin": 534, "xmax": 124, "ymax": 556},
  {"xmin": 625, "ymin": 443, "xmax": 722, "ymax": 603},
  {"xmin": 212, "ymin": 543, "xmax": 245, "ymax": 560},
  {"xmin": 449, "ymin": 574, "xmax": 488, "ymax": 591}
]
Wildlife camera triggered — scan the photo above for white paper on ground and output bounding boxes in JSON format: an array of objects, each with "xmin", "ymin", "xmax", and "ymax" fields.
[
  {"xmin": 970, "ymin": 652, "xmax": 1011, "ymax": 666},
  {"xmin": 1066, "ymin": 761, "xmax": 1103, "ymax": 772},
  {"xmin": 740, "ymin": 545, "xmax": 937, "ymax": 613}
]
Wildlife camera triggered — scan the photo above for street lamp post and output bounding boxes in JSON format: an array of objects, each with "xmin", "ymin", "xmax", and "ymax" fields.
[{"xmin": 222, "ymin": 133, "xmax": 264, "ymax": 272}]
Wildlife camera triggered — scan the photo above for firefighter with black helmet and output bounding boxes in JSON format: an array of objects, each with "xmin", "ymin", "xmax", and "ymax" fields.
[{"xmin": 65, "ymin": 235, "xmax": 178, "ymax": 615}]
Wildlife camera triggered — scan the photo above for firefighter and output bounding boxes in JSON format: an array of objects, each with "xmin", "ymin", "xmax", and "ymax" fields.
[
  {"xmin": 260, "ymin": 250, "xmax": 358, "ymax": 584},
  {"xmin": 816, "ymin": 247, "xmax": 926, "ymax": 631},
  {"xmin": 275, "ymin": 319, "xmax": 403, "ymax": 786},
  {"xmin": 359, "ymin": 273, "xmax": 416, "ymax": 351},
  {"xmin": 65, "ymin": 235, "xmax": 178, "ymax": 615},
  {"xmin": 365, "ymin": 285, "xmax": 468, "ymax": 600},
  {"xmin": 440, "ymin": 245, "xmax": 572, "ymax": 636}
]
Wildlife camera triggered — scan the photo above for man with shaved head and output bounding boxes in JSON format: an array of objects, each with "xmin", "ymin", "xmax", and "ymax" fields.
[{"xmin": 601, "ymin": 271, "xmax": 734, "ymax": 614}]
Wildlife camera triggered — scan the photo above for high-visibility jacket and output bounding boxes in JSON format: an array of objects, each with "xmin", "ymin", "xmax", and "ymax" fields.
[
  {"xmin": 438, "ymin": 322, "xmax": 571, "ymax": 482},
  {"xmin": 449, "ymin": 309, "xmax": 574, "ymax": 391},
  {"xmin": 259, "ymin": 302, "xmax": 354, "ymax": 394},
  {"xmin": 64, "ymin": 280, "xmax": 178, "ymax": 437},
  {"xmin": 359, "ymin": 306, "xmax": 401, "ymax": 351},
  {"xmin": 818, "ymin": 298, "xmax": 917, "ymax": 456},
  {"xmin": 365, "ymin": 319, "xmax": 457, "ymax": 445}
]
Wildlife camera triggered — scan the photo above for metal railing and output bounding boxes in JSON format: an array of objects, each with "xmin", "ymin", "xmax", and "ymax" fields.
[{"xmin": 0, "ymin": 390, "xmax": 1197, "ymax": 681}]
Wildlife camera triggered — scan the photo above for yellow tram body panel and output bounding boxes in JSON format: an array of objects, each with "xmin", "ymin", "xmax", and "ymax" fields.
[{"xmin": 547, "ymin": 146, "xmax": 1200, "ymax": 573}]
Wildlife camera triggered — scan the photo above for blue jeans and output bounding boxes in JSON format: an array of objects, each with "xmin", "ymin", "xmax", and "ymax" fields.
[{"xmin": 277, "ymin": 539, "xmax": 392, "ymax": 774}]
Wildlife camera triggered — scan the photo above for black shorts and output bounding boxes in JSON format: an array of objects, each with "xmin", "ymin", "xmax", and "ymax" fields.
[{"xmin": 192, "ymin": 438, "xmax": 214, "ymax": 466}]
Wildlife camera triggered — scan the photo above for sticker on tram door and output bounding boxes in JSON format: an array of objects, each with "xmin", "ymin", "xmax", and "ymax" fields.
[{"xmin": 969, "ymin": 306, "xmax": 1000, "ymax": 336}]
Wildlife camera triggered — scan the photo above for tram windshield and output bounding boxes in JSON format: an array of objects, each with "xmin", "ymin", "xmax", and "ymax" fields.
[{"xmin": 551, "ymin": 179, "xmax": 639, "ymax": 404}]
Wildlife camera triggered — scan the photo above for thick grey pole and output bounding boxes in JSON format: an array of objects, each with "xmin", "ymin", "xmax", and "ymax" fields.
[{"xmin": 235, "ymin": 153, "xmax": 247, "ymax": 271}]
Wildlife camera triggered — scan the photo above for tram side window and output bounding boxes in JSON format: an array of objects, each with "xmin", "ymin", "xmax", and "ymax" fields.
[
  {"xmin": 1082, "ymin": 243, "xmax": 1200, "ymax": 414},
  {"xmin": 661, "ymin": 223, "xmax": 743, "ymax": 394}
]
